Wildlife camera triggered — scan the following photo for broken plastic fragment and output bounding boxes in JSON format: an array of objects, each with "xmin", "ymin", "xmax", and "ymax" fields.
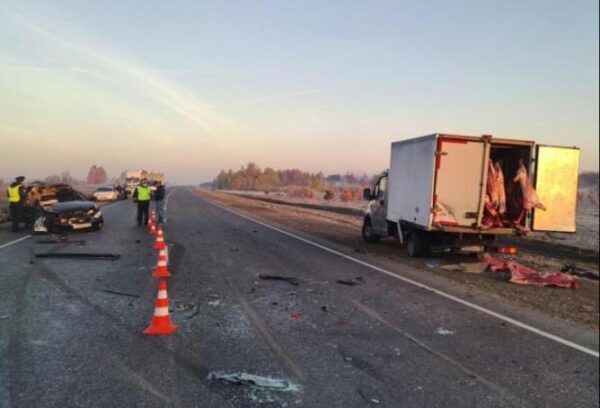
[
  {"xmin": 208, "ymin": 372, "xmax": 299, "ymax": 392},
  {"xmin": 436, "ymin": 327, "xmax": 454, "ymax": 335}
]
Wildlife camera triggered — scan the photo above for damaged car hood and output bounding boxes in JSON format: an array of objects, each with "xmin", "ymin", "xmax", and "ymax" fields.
[{"xmin": 46, "ymin": 201, "xmax": 97, "ymax": 214}]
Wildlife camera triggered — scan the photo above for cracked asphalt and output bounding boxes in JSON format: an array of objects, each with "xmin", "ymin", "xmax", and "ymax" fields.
[{"xmin": 0, "ymin": 187, "xmax": 598, "ymax": 407}]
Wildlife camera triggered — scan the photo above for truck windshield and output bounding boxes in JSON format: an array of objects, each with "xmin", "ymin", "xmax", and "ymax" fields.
[{"xmin": 375, "ymin": 176, "xmax": 387, "ymax": 198}]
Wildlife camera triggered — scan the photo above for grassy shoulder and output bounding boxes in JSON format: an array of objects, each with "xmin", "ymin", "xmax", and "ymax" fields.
[{"xmin": 194, "ymin": 188, "xmax": 599, "ymax": 330}]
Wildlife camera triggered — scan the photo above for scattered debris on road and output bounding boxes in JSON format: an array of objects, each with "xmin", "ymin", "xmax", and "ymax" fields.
[
  {"xmin": 208, "ymin": 300, "xmax": 221, "ymax": 307},
  {"xmin": 100, "ymin": 289, "xmax": 140, "ymax": 298},
  {"xmin": 321, "ymin": 305, "xmax": 328, "ymax": 312},
  {"xmin": 208, "ymin": 372, "xmax": 299, "ymax": 392},
  {"xmin": 36, "ymin": 238, "xmax": 86, "ymax": 246},
  {"xmin": 290, "ymin": 311, "xmax": 304, "ymax": 321},
  {"xmin": 0, "ymin": 315, "xmax": 9, "ymax": 320},
  {"xmin": 425, "ymin": 260, "xmax": 440, "ymax": 269},
  {"xmin": 436, "ymin": 327, "xmax": 455, "ymax": 335},
  {"xmin": 35, "ymin": 252, "xmax": 121, "ymax": 260},
  {"xmin": 336, "ymin": 277, "xmax": 365, "ymax": 286},
  {"xmin": 259, "ymin": 274, "xmax": 300, "ymax": 286},
  {"xmin": 560, "ymin": 265, "xmax": 599, "ymax": 281},
  {"xmin": 483, "ymin": 254, "xmax": 580, "ymax": 289}
]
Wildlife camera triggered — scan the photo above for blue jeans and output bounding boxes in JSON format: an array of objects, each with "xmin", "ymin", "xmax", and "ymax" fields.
[{"xmin": 155, "ymin": 199, "xmax": 166, "ymax": 225}]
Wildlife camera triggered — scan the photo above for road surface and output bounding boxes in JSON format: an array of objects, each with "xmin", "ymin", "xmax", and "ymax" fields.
[{"xmin": 0, "ymin": 188, "xmax": 598, "ymax": 407}]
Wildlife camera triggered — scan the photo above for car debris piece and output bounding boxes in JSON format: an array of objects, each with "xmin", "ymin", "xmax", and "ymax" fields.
[
  {"xmin": 258, "ymin": 274, "xmax": 300, "ymax": 286},
  {"xmin": 208, "ymin": 372, "xmax": 299, "ymax": 392},
  {"xmin": 436, "ymin": 327, "xmax": 455, "ymax": 335},
  {"xmin": 560, "ymin": 265, "xmax": 599, "ymax": 281},
  {"xmin": 100, "ymin": 289, "xmax": 140, "ymax": 298},
  {"xmin": 424, "ymin": 260, "xmax": 440, "ymax": 269},
  {"xmin": 290, "ymin": 311, "xmax": 304, "ymax": 321},
  {"xmin": 36, "ymin": 239, "xmax": 86, "ymax": 245},
  {"xmin": 336, "ymin": 277, "xmax": 364, "ymax": 286},
  {"xmin": 35, "ymin": 252, "xmax": 120, "ymax": 260}
]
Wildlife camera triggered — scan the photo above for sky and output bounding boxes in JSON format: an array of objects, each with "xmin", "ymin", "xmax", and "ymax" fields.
[{"xmin": 0, "ymin": 0, "xmax": 598, "ymax": 184}]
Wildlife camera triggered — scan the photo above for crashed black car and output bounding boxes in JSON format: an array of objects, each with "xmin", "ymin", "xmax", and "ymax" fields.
[{"xmin": 28, "ymin": 184, "xmax": 104, "ymax": 233}]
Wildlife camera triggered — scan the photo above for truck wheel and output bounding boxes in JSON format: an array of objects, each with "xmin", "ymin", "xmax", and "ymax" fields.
[
  {"xmin": 406, "ymin": 231, "xmax": 429, "ymax": 257},
  {"xmin": 362, "ymin": 218, "xmax": 380, "ymax": 243}
]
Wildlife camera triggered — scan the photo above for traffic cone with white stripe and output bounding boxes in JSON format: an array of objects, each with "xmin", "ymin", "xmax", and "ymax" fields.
[
  {"xmin": 143, "ymin": 279, "xmax": 176, "ymax": 335},
  {"xmin": 154, "ymin": 227, "xmax": 166, "ymax": 250},
  {"xmin": 153, "ymin": 248, "xmax": 171, "ymax": 278}
]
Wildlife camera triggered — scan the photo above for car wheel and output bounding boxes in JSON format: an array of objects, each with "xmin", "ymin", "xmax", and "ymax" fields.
[
  {"xmin": 406, "ymin": 230, "xmax": 429, "ymax": 257},
  {"xmin": 362, "ymin": 218, "xmax": 380, "ymax": 243}
]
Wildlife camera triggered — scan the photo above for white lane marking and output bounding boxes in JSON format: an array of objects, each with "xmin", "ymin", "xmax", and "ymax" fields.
[
  {"xmin": 0, "ymin": 234, "xmax": 32, "ymax": 250},
  {"xmin": 201, "ymin": 195, "xmax": 599, "ymax": 359}
]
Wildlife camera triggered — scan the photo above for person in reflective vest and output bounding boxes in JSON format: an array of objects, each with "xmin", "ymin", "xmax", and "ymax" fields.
[
  {"xmin": 6, "ymin": 176, "xmax": 26, "ymax": 232},
  {"xmin": 133, "ymin": 179, "xmax": 152, "ymax": 226}
]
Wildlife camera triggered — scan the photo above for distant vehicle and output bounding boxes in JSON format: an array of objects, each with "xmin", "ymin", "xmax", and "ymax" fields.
[
  {"xmin": 123, "ymin": 169, "xmax": 164, "ymax": 195},
  {"xmin": 27, "ymin": 184, "xmax": 104, "ymax": 233},
  {"xmin": 362, "ymin": 133, "xmax": 580, "ymax": 257},
  {"xmin": 93, "ymin": 186, "xmax": 120, "ymax": 201}
]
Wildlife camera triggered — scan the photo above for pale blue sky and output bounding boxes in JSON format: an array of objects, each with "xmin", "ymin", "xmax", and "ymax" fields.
[{"xmin": 0, "ymin": 0, "xmax": 598, "ymax": 183}]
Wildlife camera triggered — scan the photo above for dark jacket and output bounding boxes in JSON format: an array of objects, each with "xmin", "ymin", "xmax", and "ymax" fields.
[{"xmin": 154, "ymin": 185, "xmax": 165, "ymax": 201}]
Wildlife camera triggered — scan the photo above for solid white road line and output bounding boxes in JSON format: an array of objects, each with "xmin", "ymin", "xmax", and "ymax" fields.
[
  {"xmin": 0, "ymin": 235, "xmax": 32, "ymax": 250},
  {"xmin": 201, "ymin": 195, "xmax": 599, "ymax": 359}
]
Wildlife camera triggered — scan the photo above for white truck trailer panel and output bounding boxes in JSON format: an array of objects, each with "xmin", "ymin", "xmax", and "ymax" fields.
[
  {"xmin": 434, "ymin": 137, "xmax": 487, "ymax": 227},
  {"xmin": 387, "ymin": 135, "xmax": 436, "ymax": 228}
]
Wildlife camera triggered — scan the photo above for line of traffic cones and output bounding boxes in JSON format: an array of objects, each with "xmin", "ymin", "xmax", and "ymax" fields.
[{"xmin": 143, "ymin": 208, "xmax": 176, "ymax": 336}]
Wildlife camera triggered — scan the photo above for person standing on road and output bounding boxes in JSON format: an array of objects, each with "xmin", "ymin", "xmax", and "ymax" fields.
[
  {"xmin": 154, "ymin": 180, "xmax": 166, "ymax": 225},
  {"xmin": 133, "ymin": 179, "xmax": 152, "ymax": 226},
  {"xmin": 6, "ymin": 176, "xmax": 26, "ymax": 232}
]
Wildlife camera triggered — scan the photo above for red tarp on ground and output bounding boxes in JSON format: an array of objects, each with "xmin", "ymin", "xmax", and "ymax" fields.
[{"xmin": 482, "ymin": 254, "xmax": 580, "ymax": 289}]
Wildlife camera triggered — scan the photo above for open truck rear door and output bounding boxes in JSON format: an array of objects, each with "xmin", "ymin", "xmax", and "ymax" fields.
[
  {"xmin": 532, "ymin": 145, "xmax": 580, "ymax": 232},
  {"xmin": 434, "ymin": 136, "xmax": 488, "ymax": 227}
]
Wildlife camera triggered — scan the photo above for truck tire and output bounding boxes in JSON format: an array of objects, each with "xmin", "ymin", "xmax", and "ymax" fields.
[
  {"xmin": 362, "ymin": 218, "xmax": 380, "ymax": 243},
  {"xmin": 406, "ymin": 230, "xmax": 429, "ymax": 257}
]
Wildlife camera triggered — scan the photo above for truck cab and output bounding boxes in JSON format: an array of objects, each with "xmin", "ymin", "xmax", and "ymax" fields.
[{"xmin": 362, "ymin": 172, "xmax": 390, "ymax": 242}]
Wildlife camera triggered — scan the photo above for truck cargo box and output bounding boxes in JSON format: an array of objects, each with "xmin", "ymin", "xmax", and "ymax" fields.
[{"xmin": 386, "ymin": 133, "xmax": 579, "ymax": 234}]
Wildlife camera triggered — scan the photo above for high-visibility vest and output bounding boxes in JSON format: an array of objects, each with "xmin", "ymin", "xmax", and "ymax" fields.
[
  {"xmin": 136, "ymin": 186, "xmax": 151, "ymax": 201},
  {"xmin": 7, "ymin": 185, "xmax": 21, "ymax": 203}
]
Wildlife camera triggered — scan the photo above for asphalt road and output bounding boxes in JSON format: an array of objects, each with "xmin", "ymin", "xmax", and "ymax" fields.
[{"xmin": 0, "ymin": 188, "xmax": 598, "ymax": 408}]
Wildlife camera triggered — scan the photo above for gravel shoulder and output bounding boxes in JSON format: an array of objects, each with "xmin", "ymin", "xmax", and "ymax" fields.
[{"xmin": 196, "ymin": 189, "xmax": 599, "ymax": 330}]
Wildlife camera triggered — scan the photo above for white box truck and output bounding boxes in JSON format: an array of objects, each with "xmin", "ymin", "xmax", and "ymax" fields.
[{"xmin": 361, "ymin": 133, "xmax": 580, "ymax": 257}]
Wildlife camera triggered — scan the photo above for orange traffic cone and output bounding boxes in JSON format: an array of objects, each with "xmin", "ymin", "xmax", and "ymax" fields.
[
  {"xmin": 143, "ymin": 279, "xmax": 176, "ymax": 335},
  {"xmin": 149, "ymin": 221, "xmax": 157, "ymax": 236},
  {"xmin": 154, "ymin": 227, "xmax": 166, "ymax": 250},
  {"xmin": 153, "ymin": 248, "xmax": 171, "ymax": 278}
]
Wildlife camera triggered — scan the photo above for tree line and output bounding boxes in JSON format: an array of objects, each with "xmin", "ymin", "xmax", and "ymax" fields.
[{"xmin": 213, "ymin": 162, "xmax": 374, "ymax": 192}]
